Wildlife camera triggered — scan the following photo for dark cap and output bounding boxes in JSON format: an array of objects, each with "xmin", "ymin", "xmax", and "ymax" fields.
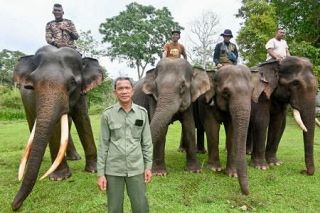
[
  {"xmin": 171, "ymin": 30, "xmax": 181, "ymax": 35},
  {"xmin": 220, "ymin": 29, "xmax": 233, "ymax": 38}
]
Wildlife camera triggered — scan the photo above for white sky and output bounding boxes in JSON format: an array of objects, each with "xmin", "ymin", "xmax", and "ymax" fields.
[{"xmin": 0, "ymin": 0, "xmax": 243, "ymax": 80}]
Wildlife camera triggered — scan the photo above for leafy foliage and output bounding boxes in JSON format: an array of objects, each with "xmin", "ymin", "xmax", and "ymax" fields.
[
  {"xmin": 237, "ymin": 0, "xmax": 320, "ymax": 79},
  {"xmin": 0, "ymin": 85, "xmax": 25, "ymax": 120},
  {"xmin": 272, "ymin": 0, "xmax": 320, "ymax": 47},
  {"xmin": 0, "ymin": 49, "xmax": 25, "ymax": 85},
  {"xmin": 99, "ymin": 2, "xmax": 183, "ymax": 79},
  {"xmin": 236, "ymin": 0, "xmax": 277, "ymax": 66},
  {"xmin": 75, "ymin": 30, "xmax": 107, "ymax": 59}
]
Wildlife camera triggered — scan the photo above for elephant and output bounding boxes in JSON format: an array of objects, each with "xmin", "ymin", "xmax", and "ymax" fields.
[
  {"xmin": 248, "ymin": 56, "xmax": 317, "ymax": 175},
  {"xmin": 193, "ymin": 64, "xmax": 254, "ymax": 195},
  {"xmin": 132, "ymin": 58, "xmax": 211, "ymax": 175},
  {"xmin": 11, "ymin": 45, "xmax": 104, "ymax": 210}
]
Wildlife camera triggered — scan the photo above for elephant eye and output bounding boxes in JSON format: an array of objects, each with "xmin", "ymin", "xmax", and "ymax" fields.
[
  {"xmin": 291, "ymin": 80, "xmax": 300, "ymax": 86},
  {"xmin": 180, "ymin": 81, "xmax": 186, "ymax": 94}
]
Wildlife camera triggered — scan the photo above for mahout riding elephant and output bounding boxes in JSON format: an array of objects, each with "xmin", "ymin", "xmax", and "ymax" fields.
[
  {"xmin": 11, "ymin": 45, "xmax": 103, "ymax": 210},
  {"xmin": 194, "ymin": 65, "xmax": 254, "ymax": 195},
  {"xmin": 248, "ymin": 56, "xmax": 317, "ymax": 175},
  {"xmin": 132, "ymin": 58, "xmax": 210, "ymax": 175}
]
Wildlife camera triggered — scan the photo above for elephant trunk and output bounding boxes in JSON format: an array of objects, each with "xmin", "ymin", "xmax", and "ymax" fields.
[
  {"xmin": 300, "ymin": 100, "xmax": 316, "ymax": 175},
  {"xmin": 12, "ymin": 92, "xmax": 67, "ymax": 210},
  {"xmin": 230, "ymin": 99, "xmax": 251, "ymax": 195},
  {"xmin": 150, "ymin": 96, "xmax": 180, "ymax": 163}
]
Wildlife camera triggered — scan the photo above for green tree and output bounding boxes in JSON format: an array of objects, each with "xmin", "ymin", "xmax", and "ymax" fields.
[
  {"xmin": 0, "ymin": 49, "xmax": 25, "ymax": 85},
  {"xmin": 75, "ymin": 30, "xmax": 106, "ymax": 59},
  {"xmin": 236, "ymin": 0, "xmax": 277, "ymax": 66},
  {"xmin": 99, "ymin": 2, "xmax": 183, "ymax": 79},
  {"xmin": 272, "ymin": 0, "xmax": 320, "ymax": 47}
]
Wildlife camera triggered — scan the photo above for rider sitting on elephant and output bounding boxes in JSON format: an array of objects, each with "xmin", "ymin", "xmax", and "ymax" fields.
[
  {"xmin": 45, "ymin": 3, "xmax": 79, "ymax": 49},
  {"xmin": 213, "ymin": 29, "xmax": 238, "ymax": 69},
  {"xmin": 162, "ymin": 30, "xmax": 187, "ymax": 60}
]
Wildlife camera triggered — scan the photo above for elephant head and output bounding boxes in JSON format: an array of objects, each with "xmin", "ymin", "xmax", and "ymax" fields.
[
  {"xmin": 142, "ymin": 58, "xmax": 210, "ymax": 141},
  {"xmin": 11, "ymin": 45, "xmax": 103, "ymax": 210}
]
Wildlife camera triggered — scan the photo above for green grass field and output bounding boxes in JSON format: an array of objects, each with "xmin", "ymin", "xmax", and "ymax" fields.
[{"xmin": 1, "ymin": 115, "xmax": 320, "ymax": 212}]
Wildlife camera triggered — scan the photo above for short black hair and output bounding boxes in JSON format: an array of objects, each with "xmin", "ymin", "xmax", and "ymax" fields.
[
  {"xmin": 113, "ymin": 77, "xmax": 134, "ymax": 89},
  {"xmin": 53, "ymin": 3, "xmax": 62, "ymax": 8}
]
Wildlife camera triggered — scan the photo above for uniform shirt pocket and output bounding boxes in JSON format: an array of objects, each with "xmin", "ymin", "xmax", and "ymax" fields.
[
  {"xmin": 110, "ymin": 124, "xmax": 122, "ymax": 142},
  {"xmin": 131, "ymin": 126, "xmax": 143, "ymax": 140}
]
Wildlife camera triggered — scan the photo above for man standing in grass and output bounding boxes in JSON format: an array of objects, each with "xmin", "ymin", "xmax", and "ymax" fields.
[{"xmin": 97, "ymin": 77, "xmax": 153, "ymax": 213}]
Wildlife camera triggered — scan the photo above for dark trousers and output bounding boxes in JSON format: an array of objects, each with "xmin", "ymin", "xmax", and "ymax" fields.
[{"xmin": 106, "ymin": 174, "xmax": 149, "ymax": 213}]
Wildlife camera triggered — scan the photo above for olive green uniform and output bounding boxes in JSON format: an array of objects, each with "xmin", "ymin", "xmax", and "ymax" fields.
[{"xmin": 97, "ymin": 102, "xmax": 153, "ymax": 213}]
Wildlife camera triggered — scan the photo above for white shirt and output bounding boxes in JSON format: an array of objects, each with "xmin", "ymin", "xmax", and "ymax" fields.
[{"xmin": 265, "ymin": 38, "xmax": 288, "ymax": 61}]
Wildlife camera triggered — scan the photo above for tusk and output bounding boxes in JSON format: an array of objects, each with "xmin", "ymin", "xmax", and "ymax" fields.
[
  {"xmin": 40, "ymin": 114, "xmax": 69, "ymax": 180},
  {"xmin": 293, "ymin": 109, "xmax": 308, "ymax": 132},
  {"xmin": 18, "ymin": 120, "xmax": 36, "ymax": 181},
  {"xmin": 315, "ymin": 118, "xmax": 320, "ymax": 127}
]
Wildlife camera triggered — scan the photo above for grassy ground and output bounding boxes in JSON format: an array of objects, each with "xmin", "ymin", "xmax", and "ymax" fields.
[{"xmin": 1, "ymin": 115, "xmax": 320, "ymax": 212}]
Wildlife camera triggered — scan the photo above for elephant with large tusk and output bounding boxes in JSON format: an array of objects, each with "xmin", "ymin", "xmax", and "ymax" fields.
[
  {"xmin": 11, "ymin": 45, "xmax": 104, "ymax": 210},
  {"xmin": 248, "ymin": 56, "xmax": 317, "ymax": 174}
]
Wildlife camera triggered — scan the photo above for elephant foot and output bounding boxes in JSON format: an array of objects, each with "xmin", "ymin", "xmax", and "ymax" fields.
[
  {"xmin": 226, "ymin": 167, "xmax": 238, "ymax": 177},
  {"xmin": 186, "ymin": 162, "xmax": 201, "ymax": 173},
  {"xmin": 85, "ymin": 159, "xmax": 97, "ymax": 173},
  {"xmin": 267, "ymin": 157, "xmax": 283, "ymax": 166},
  {"xmin": 207, "ymin": 162, "xmax": 222, "ymax": 172},
  {"xmin": 250, "ymin": 159, "xmax": 269, "ymax": 170},
  {"xmin": 66, "ymin": 152, "xmax": 82, "ymax": 161},
  {"xmin": 48, "ymin": 167, "xmax": 72, "ymax": 181},
  {"xmin": 152, "ymin": 163, "xmax": 167, "ymax": 176},
  {"xmin": 196, "ymin": 148, "xmax": 207, "ymax": 154},
  {"xmin": 301, "ymin": 168, "xmax": 315, "ymax": 176}
]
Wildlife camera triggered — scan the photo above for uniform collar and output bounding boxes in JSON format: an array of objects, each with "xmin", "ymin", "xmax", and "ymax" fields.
[{"xmin": 115, "ymin": 102, "xmax": 137, "ymax": 112}]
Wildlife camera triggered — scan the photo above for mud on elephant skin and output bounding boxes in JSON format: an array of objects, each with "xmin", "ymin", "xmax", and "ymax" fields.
[
  {"xmin": 248, "ymin": 56, "xmax": 317, "ymax": 175},
  {"xmin": 133, "ymin": 58, "xmax": 210, "ymax": 175},
  {"xmin": 11, "ymin": 45, "xmax": 104, "ymax": 210}
]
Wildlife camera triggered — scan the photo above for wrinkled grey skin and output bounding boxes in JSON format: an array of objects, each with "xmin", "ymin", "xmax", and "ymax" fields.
[
  {"xmin": 133, "ymin": 58, "xmax": 210, "ymax": 175},
  {"xmin": 248, "ymin": 56, "xmax": 317, "ymax": 175},
  {"xmin": 195, "ymin": 65, "xmax": 253, "ymax": 195},
  {"xmin": 11, "ymin": 45, "xmax": 103, "ymax": 210}
]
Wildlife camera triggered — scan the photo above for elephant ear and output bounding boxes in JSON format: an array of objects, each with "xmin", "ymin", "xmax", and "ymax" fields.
[
  {"xmin": 251, "ymin": 61, "xmax": 279, "ymax": 102},
  {"xmin": 81, "ymin": 57, "xmax": 104, "ymax": 93},
  {"xmin": 191, "ymin": 67, "xmax": 211, "ymax": 102},
  {"xmin": 203, "ymin": 70, "xmax": 215, "ymax": 103},
  {"xmin": 142, "ymin": 68, "xmax": 157, "ymax": 95},
  {"xmin": 12, "ymin": 55, "xmax": 37, "ymax": 88}
]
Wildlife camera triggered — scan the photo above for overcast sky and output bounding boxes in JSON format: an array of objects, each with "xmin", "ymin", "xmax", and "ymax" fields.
[{"xmin": 1, "ymin": 0, "xmax": 243, "ymax": 79}]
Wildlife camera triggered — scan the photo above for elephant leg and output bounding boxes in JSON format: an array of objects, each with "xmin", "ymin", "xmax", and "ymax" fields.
[
  {"xmin": 48, "ymin": 122, "xmax": 71, "ymax": 180},
  {"xmin": 71, "ymin": 95, "xmax": 97, "ymax": 173},
  {"xmin": 203, "ymin": 110, "xmax": 222, "ymax": 171},
  {"xmin": 152, "ymin": 126, "xmax": 168, "ymax": 175},
  {"xmin": 196, "ymin": 126, "xmax": 206, "ymax": 154},
  {"xmin": 251, "ymin": 101, "xmax": 270, "ymax": 170},
  {"xmin": 181, "ymin": 108, "xmax": 200, "ymax": 172},
  {"xmin": 246, "ymin": 122, "xmax": 253, "ymax": 155},
  {"xmin": 266, "ymin": 105, "xmax": 287, "ymax": 165},
  {"xmin": 66, "ymin": 118, "xmax": 81, "ymax": 161},
  {"xmin": 224, "ymin": 121, "xmax": 237, "ymax": 177}
]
